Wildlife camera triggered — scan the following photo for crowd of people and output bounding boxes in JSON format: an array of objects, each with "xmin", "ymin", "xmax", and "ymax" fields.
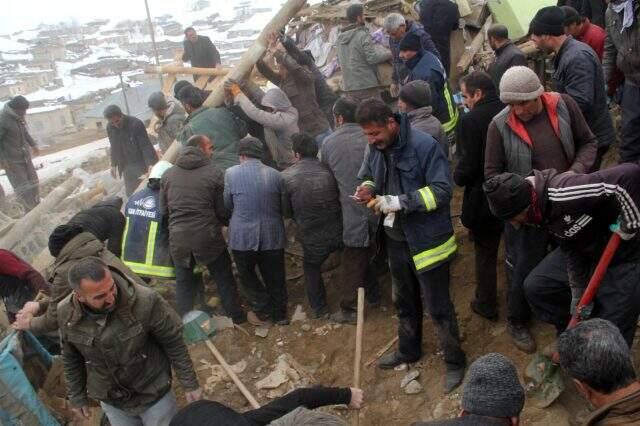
[{"xmin": 1, "ymin": 0, "xmax": 640, "ymax": 425}]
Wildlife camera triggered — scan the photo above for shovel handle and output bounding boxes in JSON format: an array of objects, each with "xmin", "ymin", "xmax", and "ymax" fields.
[
  {"xmin": 568, "ymin": 233, "xmax": 621, "ymax": 329},
  {"xmin": 352, "ymin": 287, "xmax": 365, "ymax": 426}
]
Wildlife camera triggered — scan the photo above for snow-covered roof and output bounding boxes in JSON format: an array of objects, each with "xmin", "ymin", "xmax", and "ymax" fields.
[
  {"xmin": 28, "ymin": 104, "xmax": 68, "ymax": 114},
  {"xmin": 0, "ymin": 37, "xmax": 29, "ymax": 53}
]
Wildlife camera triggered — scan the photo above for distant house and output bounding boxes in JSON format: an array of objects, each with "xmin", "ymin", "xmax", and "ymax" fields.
[
  {"xmin": 0, "ymin": 70, "xmax": 56, "ymax": 99},
  {"xmin": 160, "ymin": 21, "xmax": 183, "ymax": 36},
  {"xmin": 0, "ymin": 80, "xmax": 27, "ymax": 99},
  {"xmin": 31, "ymin": 42, "xmax": 66, "ymax": 62},
  {"xmin": 26, "ymin": 104, "xmax": 75, "ymax": 144},
  {"xmin": 83, "ymin": 81, "xmax": 161, "ymax": 130}
]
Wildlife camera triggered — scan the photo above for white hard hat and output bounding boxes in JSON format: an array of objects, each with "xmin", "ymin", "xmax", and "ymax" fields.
[{"xmin": 149, "ymin": 160, "xmax": 173, "ymax": 180}]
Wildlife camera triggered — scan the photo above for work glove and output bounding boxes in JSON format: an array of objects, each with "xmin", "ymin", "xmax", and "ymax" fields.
[
  {"xmin": 367, "ymin": 195, "xmax": 402, "ymax": 214},
  {"xmin": 610, "ymin": 218, "xmax": 636, "ymax": 240},
  {"xmin": 389, "ymin": 83, "xmax": 400, "ymax": 98}
]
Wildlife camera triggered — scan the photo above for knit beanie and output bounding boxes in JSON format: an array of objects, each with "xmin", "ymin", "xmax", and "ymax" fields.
[
  {"xmin": 48, "ymin": 224, "xmax": 84, "ymax": 257},
  {"xmin": 399, "ymin": 32, "xmax": 421, "ymax": 52},
  {"xmin": 237, "ymin": 136, "xmax": 264, "ymax": 159},
  {"xmin": 148, "ymin": 91, "xmax": 168, "ymax": 111},
  {"xmin": 529, "ymin": 6, "xmax": 566, "ymax": 36},
  {"xmin": 173, "ymin": 80, "xmax": 193, "ymax": 98},
  {"xmin": 399, "ymin": 81, "xmax": 432, "ymax": 108},
  {"xmin": 462, "ymin": 353, "xmax": 525, "ymax": 418},
  {"xmin": 8, "ymin": 95, "xmax": 29, "ymax": 110},
  {"xmin": 483, "ymin": 173, "xmax": 532, "ymax": 220},
  {"xmin": 169, "ymin": 400, "xmax": 249, "ymax": 426},
  {"xmin": 499, "ymin": 66, "xmax": 544, "ymax": 104}
]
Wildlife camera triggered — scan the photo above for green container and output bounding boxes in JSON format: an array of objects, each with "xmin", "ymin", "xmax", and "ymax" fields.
[{"xmin": 488, "ymin": 0, "xmax": 556, "ymax": 40}]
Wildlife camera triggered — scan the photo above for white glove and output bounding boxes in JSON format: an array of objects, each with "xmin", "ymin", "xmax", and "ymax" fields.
[
  {"xmin": 390, "ymin": 83, "xmax": 400, "ymax": 98},
  {"xmin": 375, "ymin": 195, "xmax": 402, "ymax": 214}
]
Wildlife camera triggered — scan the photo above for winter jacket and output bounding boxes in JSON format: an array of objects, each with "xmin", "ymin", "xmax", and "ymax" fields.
[
  {"xmin": 454, "ymin": 95, "xmax": 504, "ymax": 232},
  {"xmin": 406, "ymin": 106, "xmax": 447, "ymax": 155},
  {"xmin": 234, "ymin": 89, "xmax": 298, "ymax": 170},
  {"xmin": 389, "ymin": 20, "xmax": 440, "ymax": 84},
  {"xmin": 68, "ymin": 197, "xmax": 125, "ymax": 257},
  {"xmin": 123, "ymin": 186, "xmax": 174, "ymax": 278},
  {"xmin": 182, "ymin": 35, "xmax": 220, "ymax": 68},
  {"xmin": 257, "ymin": 50, "xmax": 329, "ymax": 137},
  {"xmin": 160, "ymin": 147, "xmax": 229, "ymax": 268},
  {"xmin": 576, "ymin": 20, "xmax": 606, "ymax": 60},
  {"xmin": 585, "ymin": 388, "xmax": 640, "ymax": 425},
  {"xmin": 281, "ymin": 158, "xmax": 342, "ymax": 261},
  {"xmin": 358, "ymin": 114, "xmax": 456, "ymax": 273},
  {"xmin": 583, "ymin": 0, "xmax": 607, "ymax": 28},
  {"xmin": 604, "ymin": 1, "xmax": 640, "ymax": 86},
  {"xmin": 552, "ymin": 36, "xmax": 615, "ymax": 148},
  {"xmin": 419, "ymin": 0, "xmax": 460, "ymax": 75},
  {"xmin": 404, "ymin": 49, "xmax": 459, "ymax": 133},
  {"xmin": 0, "ymin": 249, "xmax": 48, "ymax": 296},
  {"xmin": 0, "ymin": 104, "xmax": 37, "ymax": 165},
  {"xmin": 30, "ymin": 232, "xmax": 145, "ymax": 334},
  {"xmin": 224, "ymin": 159, "xmax": 287, "ymax": 252},
  {"xmin": 154, "ymin": 100, "xmax": 185, "ymax": 153},
  {"xmin": 533, "ymin": 163, "xmax": 640, "ymax": 289},
  {"xmin": 178, "ymin": 106, "xmax": 248, "ymax": 171},
  {"xmin": 320, "ymin": 123, "xmax": 376, "ymax": 248},
  {"xmin": 336, "ymin": 23, "xmax": 392, "ymax": 92},
  {"xmin": 107, "ymin": 115, "xmax": 158, "ymax": 175},
  {"xmin": 488, "ymin": 41, "xmax": 527, "ymax": 90},
  {"xmin": 58, "ymin": 271, "xmax": 198, "ymax": 414}
]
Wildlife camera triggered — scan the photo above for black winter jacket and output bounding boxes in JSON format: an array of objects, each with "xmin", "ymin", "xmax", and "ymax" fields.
[
  {"xmin": 68, "ymin": 198, "xmax": 125, "ymax": 257},
  {"xmin": 419, "ymin": 0, "xmax": 460, "ymax": 75},
  {"xmin": 182, "ymin": 35, "xmax": 220, "ymax": 68},
  {"xmin": 488, "ymin": 41, "xmax": 527, "ymax": 91},
  {"xmin": 107, "ymin": 115, "xmax": 158, "ymax": 174}
]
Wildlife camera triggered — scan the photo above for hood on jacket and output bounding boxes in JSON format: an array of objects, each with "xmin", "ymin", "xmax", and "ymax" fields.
[
  {"xmin": 56, "ymin": 232, "xmax": 104, "ymax": 265},
  {"xmin": 261, "ymin": 88, "xmax": 292, "ymax": 111},
  {"xmin": 93, "ymin": 196, "xmax": 124, "ymax": 210},
  {"xmin": 165, "ymin": 99, "xmax": 186, "ymax": 121},
  {"xmin": 338, "ymin": 23, "xmax": 365, "ymax": 44},
  {"xmin": 176, "ymin": 145, "xmax": 210, "ymax": 170},
  {"xmin": 2, "ymin": 104, "xmax": 20, "ymax": 120},
  {"xmin": 407, "ymin": 106, "xmax": 434, "ymax": 120}
]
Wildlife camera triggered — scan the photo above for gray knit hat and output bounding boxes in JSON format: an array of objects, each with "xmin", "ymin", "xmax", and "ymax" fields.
[
  {"xmin": 237, "ymin": 136, "xmax": 264, "ymax": 159},
  {"xmin": 148, "ymin": 91, "xmax": 168, "ymax": 111},
  {"xmin": 399, "ymin": 81, "xmax": 432, "ymax": 109},
  {"xmin": 462, "ymin": 353, "xmax": 525, "ymax": 418},
  {"xmin": 499, "ymin": 66, "xmax": 544, "ymax": 104}
]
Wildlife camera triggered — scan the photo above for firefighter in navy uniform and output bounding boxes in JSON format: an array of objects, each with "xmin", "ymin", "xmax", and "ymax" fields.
[{"xmin": 122, "ymin": 161, "xmax": 175, "ymax": 279}]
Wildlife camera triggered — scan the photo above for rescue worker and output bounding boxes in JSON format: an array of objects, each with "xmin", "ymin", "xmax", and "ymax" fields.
[
  {"xmin": 354, "ymin": 99, "xmax": 465, "ymax": 393},
  {"xmin": 122, "ymin": 161, "xmax": 175, "ymax": 279},
  {"xmin": 484, "ymin": 162, "xmax": 640, "ymax": 346}
]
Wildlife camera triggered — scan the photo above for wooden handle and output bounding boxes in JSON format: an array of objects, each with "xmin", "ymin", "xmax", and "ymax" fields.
[
  {"xmin": 205, "ymin": 340, "xmax": 261, "ymax": 409},
  {"xmin": 352, "ymin": 287, "xmax": 365, "ymax": 426}
]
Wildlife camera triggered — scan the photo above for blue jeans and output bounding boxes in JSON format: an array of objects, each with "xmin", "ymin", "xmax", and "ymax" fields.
[{"xmin": 100, "ymin": 391, "xmax": 177, "ymax": 426}]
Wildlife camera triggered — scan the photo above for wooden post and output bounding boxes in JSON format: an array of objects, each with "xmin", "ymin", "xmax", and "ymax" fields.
[
  {"xmin": 456, "ymin": 16, "xmax": 493, "ymax": 75},
  {"xmin": 352, "ymin": 288, "xmax": 365, "ymax": 426},
  {"xmin": 144, "ymin": 64, "xmax": 230, "ymax": 77}
]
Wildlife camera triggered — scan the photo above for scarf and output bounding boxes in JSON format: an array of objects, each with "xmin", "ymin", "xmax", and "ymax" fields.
[{"xmin": 612, "ymin": 0, "xmax": 635, "ymax": 33}]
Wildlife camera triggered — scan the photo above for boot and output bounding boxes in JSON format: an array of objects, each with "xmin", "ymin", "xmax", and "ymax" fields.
[
  {"xmin": 377, "ymin": 351, "xmax": 419, "ymax": 369},
  {"xmin": 445, "ymin": 366, "xmax": 465, "ymax": 393},
  {"xmin": 330, "ymin": 309, "xmax": 357, "ymax": 325},
  {"xmin": 507, "ymin": 322, "xmax": 537, "ymax": 354}
]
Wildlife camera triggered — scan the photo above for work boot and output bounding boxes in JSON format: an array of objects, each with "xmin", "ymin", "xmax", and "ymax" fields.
[
  {"xmin": 311, "ymin": 307, "xmax": 329, "ymax": 320},
  {"xmin": 507, "ymin": 322, "xmax": 537, "ymax": 354},
  {"xmin": 330, "ymin": 309, "xmax": 357, "ymax": 325},
  {"xmin": 445, "ymin": 366, "xmax": 465, "ymax": 394},
  {"xmin": 470, "ymin": 300, "xmax": 498, "ymax": 321},
  {"xmin": 377, "ymin": 351, "xmax": 419, "ymax": 370}
]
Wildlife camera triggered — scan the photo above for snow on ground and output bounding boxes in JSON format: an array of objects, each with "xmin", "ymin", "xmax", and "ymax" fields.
[{"xmin": 0, "ymin": 138, "xmax": 110, "ymax": 194}]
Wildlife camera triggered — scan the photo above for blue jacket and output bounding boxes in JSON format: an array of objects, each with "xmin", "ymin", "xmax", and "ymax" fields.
[
  {"xmin": 404, "ymin": 50, "xmax": 459, "ymax": 133},
  {"xmin": 389, "ymin": 20, "xmax": 440, "ymax": 84},
  {"xmin": 358, "ymin": 115, "xmax": 456, "ymax": 272},
  {"xmin": 122, "ymin": 186, "xmax": 175, "ymax": 278}
]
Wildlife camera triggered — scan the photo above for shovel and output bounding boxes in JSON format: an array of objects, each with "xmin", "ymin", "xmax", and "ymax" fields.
[{"xmin": 524, "ymin": 233, "xmax": 622, "ymax": 407}]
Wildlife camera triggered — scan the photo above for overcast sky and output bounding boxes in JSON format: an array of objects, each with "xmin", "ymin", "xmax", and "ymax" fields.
[{"xmin": 2, "ymin": 0, "xmax": 202, "ymax": 34}]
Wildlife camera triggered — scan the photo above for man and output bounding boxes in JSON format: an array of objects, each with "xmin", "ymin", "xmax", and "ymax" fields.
[
  {"xmin": 399, "ymin": 32, "xmax": 459, "ymax": 136},
  {"xmin": 484, "ymin": 163, "xmax": 640, "ymax": 345},
  {"xmin": 484, "ymin": 65, "xmax": 597, "ymax": 353},
  {"xmin": 558, "ymin": 319, "xmax": 640, "ymax": 426},
  {"xmin": 383, "ymin": 13, "xmax": 440, "ymax": 97},
  {"xmin": 419, "ymin": 0, "xmax": 460, "ymax": 76},
  {"xmin": 531, "ymin": 5, "xmax": 615, "ymax": 166},
  {"xmin": 603, "ymin": 0, "xmax": 640, "ymax": 163},
  {"xmin": 177, "ymin": 86, "xmax": 248, "ymax": 170},
  {"xmin": 58, "ymin": 257, "xmax": 201, "ymax": 425},
  {"xmin": 282, "ymin": 133, "xmax": 342, "ymax": 319},
  {"xmin": 122, "ymin": 161, "xmax": 175, "ymax": 280},
  {"xmin": 0, "ymin": 249, "xmax": 47, "ymax": 323},
  {"xmin": 354, "ymin": 99, "xmax": 465, "ymax": 392},
  {"xmin": 582, "ymin": 0, "xmax": 607, "ymax": 29},
  {"xmin": 0, "ymin": 95, "xmax": 40, "ymax": 210},
  {"xmin": 171, "ymin": 386, "xmax": 363, "ymax": 426},
  {"xmin": 320, "ymin": 97, "xmax": 381, "ymax": 324},
  {"xmin": 398, "ymin": 80, "xmax": 447, "ymax": 156},
  {"xmin": 182, "ymin": 27, "xmax": 221, "ymax": 81},
  {"xmin": 454, "ymin": 71, "xmax": 504, "ymax": 321},
  {"xmin": 486, "ymin": 24, "xmax": 527, "ymax": 90},
  {"xmin": 257, "ymin": 34, "xmax": 331, "ymax": 145},
  {"xmin": 161, "ymin": 135, "xmax": 245, "ymax": 323},
  {"xmin": 336, "ymin": 4, "xmax": 392, "ymax": 103},
  {"xmin": 67, "ymin": 197, "xmax": 125, "ymax": 257},
  {"xmin": 148, "ymin": 91, "xmax": 186, "ymax": 154},
  {"xmin": 224, "ymin": 137, "xmax": 289, "ymax": 325},
  {"xmin": 562, "ymin": 5, "xmax": 606, "ymax": 60},
  {"xmin": 414, "ymin": 353, "xmax": 525, "ymax": 426},
  {"xmin": 104, "ymin": 105, "xmax": 158, "ymax": 196}
]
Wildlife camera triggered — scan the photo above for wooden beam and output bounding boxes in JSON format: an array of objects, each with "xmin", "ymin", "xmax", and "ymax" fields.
[
  {"xmin": 456, "ymin": 16, "xmax": 493, "ymax": 75},
  {"xmin": 144, "ymin": 64, "xmax": 230, "ymax": 77}
]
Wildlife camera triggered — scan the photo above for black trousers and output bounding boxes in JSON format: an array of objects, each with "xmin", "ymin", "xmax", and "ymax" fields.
[
  {"xmin": 620, "ymin": 82, "xmax": 640, "ymax": 163},
  {"xmin": 302, "ymin": 247, "xmax": 331, "ymax": 315},
  {"xmin": 525, "ymin": 245, "xmax": 640, "ymax": 346},
  {"xmin": 503, "ymin": 223, "xmax": 549, "ymax": 325},
  {"xmin": 386, "ymin": 237, "xmax": 466, "ymax": 369},
  {"xmin": 339, "ymin": 246, "xmax": 380, "ymax": 312},
  {"xmin": 174, "ymin": 250, "xmax": 245, "ymax": 323},
  {"xmin": 471, "ymin": 229, "xmax": 502, "ymax": 314},
  {"xmin": 5, "ymin": 160, "xmax": 39, "ymax": 211},
  {"xmin": 232, "ymin": 249, "xmax": 288, "ymax": 322}
]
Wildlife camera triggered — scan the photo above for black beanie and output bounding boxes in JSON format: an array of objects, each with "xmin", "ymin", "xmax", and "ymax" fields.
[
  {"xmin": 170, "ymin": 400, "xmax": 249, "ymax": 426},
  {"xmin": 399, "ymin": 80, "xmax": 432, "ymax": 108},
  {"xmin": 48, "ymin": 224, "xmax": 84, "ymax": 257},
  {"xmin": 173, "ymin": 80, "xmax": 193, "ymax": 98},
  {"xmin": 483, "ymin": 173, "xmax": 532, "ymax": 220},
  {"xmin": 529, "ymin": 6, "xmax": 566, "ymax": 36},
  {"xmin": 399, "ymin": 32, "xmax": 422, "ymax": 52},
  {"xmin": 8, "ymin": 95, "xmax": 29, "ymax": 110},
  {"xmin": 237, "ymin": 136, "xmax": 264, "ymax": 159}
]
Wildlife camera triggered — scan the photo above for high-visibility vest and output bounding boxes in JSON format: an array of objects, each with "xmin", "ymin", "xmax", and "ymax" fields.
[{"xmin": 121, "ymin": 187, "xmax": 175, "ymax": 278}]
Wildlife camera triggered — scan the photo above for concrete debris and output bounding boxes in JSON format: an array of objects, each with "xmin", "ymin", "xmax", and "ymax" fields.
[
  {"xmin": 291, "ymin": 304, "xmax": 307, "ymax": 322},
  {"xmin": 267, "ymin": 387, "xmax": 288, "ymax": 399},
  {"xmin": 404, "ymin": 380, "xmax": 423, "ymax": 395},
  {"xmin": 255, "ymin": 326, "xmax": 270, "ymax": 338},
  {"xmin": 255, "ymin": 354, "xmax": 313, "ymax": 394},
  {"xmin": 211, "ymin": 315, "xmax": 234, "ymax": 331},
  {"xmin": 199, "ymin": 358, "xmax": 248, "ymax": 394},
  {"xmin": 400, "ymin": 370, "xmax": 420, "ymax": 389},
  {"xmin": 301, "ymin": 324, "xmax": 311, "ymax": 332},
  {"xmin": 394, "ymin": 363, "xmax": 408, "ymax": 371},
  {"xmin": 313, "ymin": 325, "xmax": 332, "ymax": 336}
]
